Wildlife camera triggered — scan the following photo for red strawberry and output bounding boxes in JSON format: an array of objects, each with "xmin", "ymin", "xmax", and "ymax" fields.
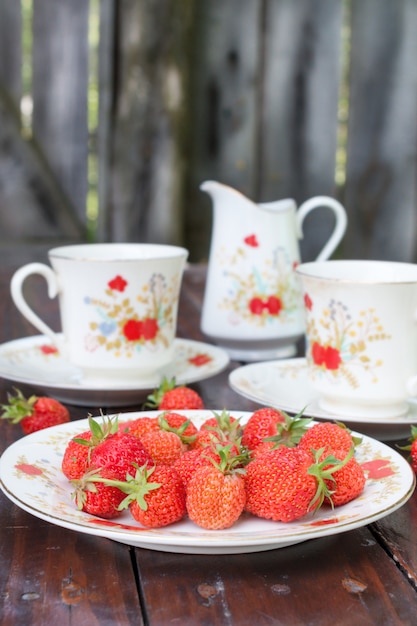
[
  {"xmin": 186, "ymin": 445, "xmax": 247, "ymax": 530},
  {"xmin": 191, "ymin": 410, "xmax": 242, "ymax": 451},
  {"xmin": 244, "ymin": 446, "xmax": 321, "ymax": 522},
  {"xmin": 398, "ymin": 425, "xmax": 417, "ymax": 473},
  {"xmin": 322, "ymin": 448, "xmax": 366, "ymax": 507},
  {"xmin": 1, "ymin": 388, "xmax": 70, "ymax": 434},
  {"xmin": 96, "ymin": 464, "xmax": 187, "ymax": 528},
  {"xmin": 140, "ymin": 430, "xmax": 186, "ymax": 466},
  {"xmin": 172, "ymin": 449, "xmax": 213, "ymax": 489},
  {"xmin": 200, "ymin": 410, "xmax": 242, "ymax": 442},
  {"xmin": 62, "ymin": 414, "xmax": 119, "ymax": 480},
  {"xmin": 158, "ymin": 412, "xmax": 198, "ymax": 441},
  {"xmin": 72, "ymin": 467, "xmax": 126, "ymax": 519},
  {"xmin": 62, "ymin": 430, "xmax": 92, "ymax": 480},
  {"xmin": 145, "ymin": 377, "xmax": 204, "ymax": 410},
  {"xmin": 119, "ymin": 416, "xmax": 160, "ymax": 439},
  {"xmin": 298, "ymin": 421, "xmax": 360, "ymax": 456},
  {"xmin": 90, "ymin": 431, "xmax": 153, "ymax": 477},
  {"xmin": 241, "ymin": 407, "xmax": 286, "ymax": 451}
]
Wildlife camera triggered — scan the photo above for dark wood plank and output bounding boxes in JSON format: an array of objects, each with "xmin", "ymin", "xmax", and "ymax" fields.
[
  {"xmin": 259, "ymin": 0, "xmax": 344, "ymax": 262},
  {"xmin": 0, "ymin": 501, "xmax": 144, "ymax": 626},
  {"xmin": 0, "ymin": 0, "xmax": 22, "ymax": 100},
  {"xmin": 343, "ymin": 0, "xmax": 417, "ymax": 261},
  {"xmin": 32, "ymin": 0, "xmax": 89, "ymax": 223},
  {"xmin": 185, "ymin": 0, "xmax": 262, "ymax": 261},
  {"xmin": 135, "ymin": 526, "xmax": 417, "ymax": 626},
  {"xmin": 107, "ymin": 0, "xmax": 193, "ymax": 245}
]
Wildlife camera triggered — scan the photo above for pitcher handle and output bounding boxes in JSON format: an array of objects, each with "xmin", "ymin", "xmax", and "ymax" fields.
[
  {"xmin": 296, "ymin": 196, "xmax": 348, "ymax": 261},
  {"xmin": 10, "ymin": 263, "xmax": 62, "ymax": 348}
]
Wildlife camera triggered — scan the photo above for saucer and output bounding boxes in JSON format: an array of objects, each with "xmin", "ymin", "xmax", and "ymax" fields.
[
  {"xmin": 0, "ymin": 335, "xmax": 229, "ymax": 407},
  {"xmin": 229, "ymin": 358, "xmax": 417, "ymax": 441}
]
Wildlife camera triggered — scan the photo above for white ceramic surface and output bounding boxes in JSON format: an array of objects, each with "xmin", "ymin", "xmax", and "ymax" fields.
[
  {"xmin": 11, "ymin": 243, "xmax": 188, "ymax": 381},
  {"xmin": 0, "ymin": 410, "xmax": 414, "ymax": 554},
  {"xmin": 200, "ymin": 181, "xmax": 347, "ymax": 361},
  {"xmin": 296, "ymin": 260, "xmax": 417, "ymax": 419},
  {"xmin": 0, "ymin": 335, "xmax": 229, "ymax": 406},
  {"xmin": 229, "ymin": 358, "xmax": 417, "ymax": 440}
]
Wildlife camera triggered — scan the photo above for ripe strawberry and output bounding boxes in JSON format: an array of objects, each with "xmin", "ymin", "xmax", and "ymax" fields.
[
  {"xmin": 145, "ymin": 377, "xmax": 204, "ymax": 410},
  {"xmin": 172, "ymin": 449, "xmax": 213, "ymax": 489},
  {"xmin": 72, "ymin": 467, "xmax": 126, "ymax": 519},
  {"xmin": 1, "ymin": 388, "xmax": 70, "ymax": 434},
  {"xmin": 62, "ymin": 430, "xmax": 92, "ymax": 480},
  {"xmin": 298, "ymin": 421, "xmax": 360, "ymax": 456},
  {"xmin": 191, "ymin": 410, "xmax": 242, "ymax": 451},
  {"xmin": 200, "ymin": 410, "xmax": 243, "ymax": 442},
  {"xmin": 90, "ymin": 431, "xmax": 153, "ymax": 477},
  {"xmin": 241, "ymin": 407, "xmax": 287, "ymax": 451},
  {"xmin": 140, "ymin": 430, "xmax": 186, "ymax": 465},
  {"xmin": 321, "ymin": 448, "xmax": 366, "ymax": 506},
  {"xmin": 119, "ymin": 416, "xmax": 160, "ymax": 439},
  {"xmin": 96, "ymin": 464, "xmax": 187, "ymax": 528},
  {"xmin": 244, "ymin": 446, "xmax": 321, "ymax": 522},
  {"xmin": 186, "ymin": 446, "xmax": 246, "ymax": 530},
  {"xmin": 399, "ymin": 426, "xmax": 417, "ymax": 473},
  {"xmin": 158, "ymin": 412, "xmax": 198, "ymax": 441},
  {"xmin": 62, "ymin": 414, "xmax": 119, "ymax": 480}
]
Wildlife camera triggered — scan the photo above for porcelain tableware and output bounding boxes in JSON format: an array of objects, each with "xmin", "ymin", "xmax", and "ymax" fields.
[
  {"xmin": 296, "ymin": 260, "xmax": 417, "ymax": 419},
  {"xmin": 0, "ymin": 410, "xmax": 413, "ymax": 554},
  {"xmin": 200, "ymin": 181, "xmax": 347, "ymax": 361},
  {"xmin": 10, "ymin": 243, "xmax": 188, "ymax": 383},
  {"xmin": 229, "ymin": 358, "xmax": 417, "ymax": 440}
]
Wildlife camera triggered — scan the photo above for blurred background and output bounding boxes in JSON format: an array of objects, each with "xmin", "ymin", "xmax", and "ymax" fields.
[{"xmin": 0, "ymin": 0, "xmax": 416, "ymax": 263}]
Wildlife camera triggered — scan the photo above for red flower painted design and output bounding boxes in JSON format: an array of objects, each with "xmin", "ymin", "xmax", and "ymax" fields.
[
  {"xmin": 266, "ymin": 295, "xmax": 282, "ymax": 316},
  {"xmin": 142, "ymin": 317, "xmax": 159, "ymax": 340},
  {"xmin": 249, "ymin": 297, "xmax": 265, "ymax": 315},
  {"xmin": 248, "ymin": 296, "xmax": 283, "ymax": 317},
  {"xmin": 123, "ymin": 319, "xmax": 143, "ymax": 341},
  {"xmin": 244, "ymin": 234, "xmax": 259, "ymax": 247},
  {"xmin": 15, "ymin": 463, "xmax": 44, "ymax": 476},
  {"xmin": 122, "ymin": 318, "xmax": 159, "ymax": 342},
  {"xmin": 361, "ymin": 459, "xmax": 395, "ymax": 479},
  {"xmin": 312, "ymin": 342, "xmax": 342, "ymax": 370},
  {"xmin": 304, "ymin": 293, "xmax": 313, "ymax": 311},
  {"xmin": 108, "ymin": 275, "xmax": 128, "ymax": 292},
  {"xmin": 188, "ymin": 353, "xmax": 212, "ymax": 367},
  {"xmin": 40, "ymin": 344, "xmax": 58, "ymax": 355}
]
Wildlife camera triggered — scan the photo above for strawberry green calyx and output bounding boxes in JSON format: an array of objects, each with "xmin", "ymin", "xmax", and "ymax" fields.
[
  {"xmin": 158, "ymin": 413, "xmax": 196, "ymax": 445},
  {"xmin": 307, "ymin": 446, "xmax": 355, "ymax": 511},
  {"xmin": 86, "ymin": 463, "xmax": 162, "ymax": 512},
  {"xmin": 264, "ymin": 407, "xmax": 312, "ymax": 448},
  {"xmin": 144, "ymin": 376, "xmax": 176, "ymax": 408},
  {"xmin": 208, "ymin": 410, "xmax": 243, "ymax": 442},
  {"xmin": 0, "ymin": 388, "xmax": 38, "ymax": 423},
  {"xmin": 203, "ymin": 443, "xmax": 248, "ymax": 475},
  {"xmin": 73, "ymin": 412, "xmax": 119, "ymax": 449}
]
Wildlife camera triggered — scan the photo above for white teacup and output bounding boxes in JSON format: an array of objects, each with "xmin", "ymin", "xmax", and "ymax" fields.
[
  {"xmin": 296, "ymin": 260, "xmax": 417, "ymax": 418},
  {"xmin": 11, "ymin": 243, "xmax": 188, "ymax": 382}
]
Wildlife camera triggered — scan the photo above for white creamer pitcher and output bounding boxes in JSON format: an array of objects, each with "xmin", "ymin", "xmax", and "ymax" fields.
[{"xmin": 200, "ymin": 181, "xmax": 347, "ymax": 361}]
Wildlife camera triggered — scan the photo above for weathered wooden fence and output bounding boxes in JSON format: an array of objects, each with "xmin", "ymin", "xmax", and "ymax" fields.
[{"xmin": 0, "ymin": 0, "xmax": 416, "ymax": 263}]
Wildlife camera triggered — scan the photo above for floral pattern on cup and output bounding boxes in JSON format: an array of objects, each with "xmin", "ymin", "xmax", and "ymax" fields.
[
  {"xmin": 84, "ymin": 273, "xmax": 176, "ymax": 356},
  {"xmin": 304, "ymin": 295, "xmax": 391, "ymax": 388},
  {"xmin": 217, "ymin": 239, "xmax": 301, "ymax": 326}
]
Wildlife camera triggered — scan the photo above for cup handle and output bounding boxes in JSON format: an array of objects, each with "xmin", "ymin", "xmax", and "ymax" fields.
[
  {"xmin": 10, "ymin": 263, "xmax": 62, "ymax": 348},
  {"xmin": 296, "ymin": 196, "xmax": 348, "ymax": 261}
]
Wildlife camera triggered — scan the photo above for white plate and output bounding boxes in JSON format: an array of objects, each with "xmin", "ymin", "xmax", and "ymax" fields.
[
  {"xmin": 0, "ymin": 410, "xmax": 414, "ymax": 554},
  {"xmin": 229, "ymin": 358, "xmax": 417, "ymax": 441},
  {"xmin": 0, "ymin": 335, "xmax": 229, "ymax": 406}
]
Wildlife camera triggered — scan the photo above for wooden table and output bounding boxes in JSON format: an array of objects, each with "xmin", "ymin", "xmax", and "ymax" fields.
[{"xmin": 1, "ymin": 256, "xmax": 417, "ymax": 626}]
